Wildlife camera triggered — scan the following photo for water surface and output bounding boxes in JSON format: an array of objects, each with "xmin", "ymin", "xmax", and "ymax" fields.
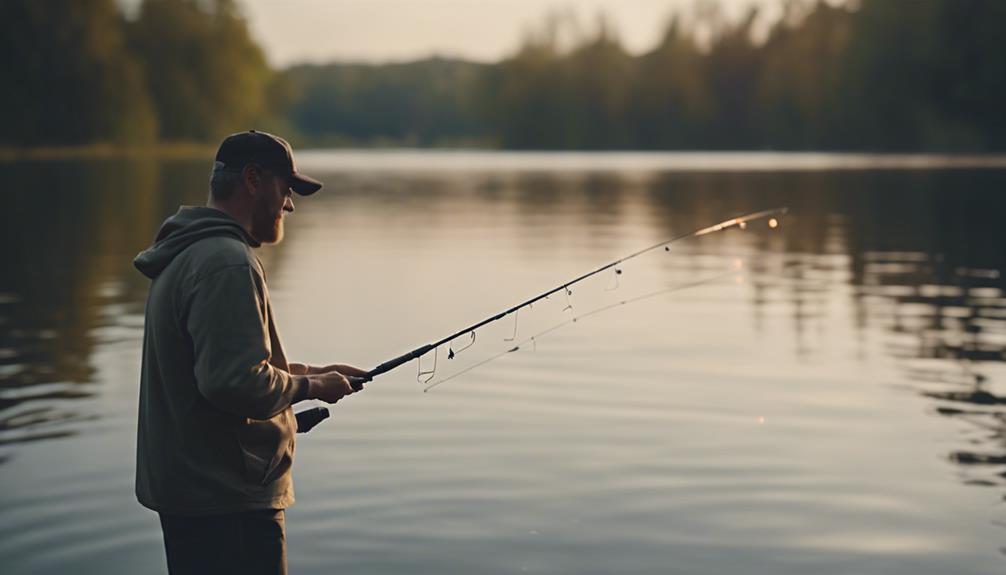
[{"xmin": 1, "ymin": 152, "xmax": 1004, "ymax": 574}]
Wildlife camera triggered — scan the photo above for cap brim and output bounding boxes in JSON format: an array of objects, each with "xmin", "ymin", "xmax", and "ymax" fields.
[{"xmin": 289, "ymin": 172, "xmax": 323, "ymax": 196}]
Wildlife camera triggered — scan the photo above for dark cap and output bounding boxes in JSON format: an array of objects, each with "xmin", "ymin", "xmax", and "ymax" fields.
[{"xmin": 214, "ymin": 130, "xmax": 322, "ymax": 196}]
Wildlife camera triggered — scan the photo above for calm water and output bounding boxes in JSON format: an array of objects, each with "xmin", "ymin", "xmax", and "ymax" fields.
[{"xmin": 1, "ymin": 151, "xmax": 1005, "ymax": 574}]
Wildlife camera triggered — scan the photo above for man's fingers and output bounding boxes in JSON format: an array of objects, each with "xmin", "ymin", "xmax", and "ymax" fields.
[
  {"xmin": 309, "ymin": 372, "xmax": 360, "ymax": 403},
  {"xmin": 347, "ymin": 376, "xmax": 366, "ymax": 392},
  {"xmin": 322, "ymin": 363, "xmax": 369, "ymax": 377}
]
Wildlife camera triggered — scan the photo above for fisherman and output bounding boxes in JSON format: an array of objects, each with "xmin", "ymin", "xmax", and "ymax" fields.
[{"xmin": 133, "ymin": 130, "xmax": 364, "ymax": 575}]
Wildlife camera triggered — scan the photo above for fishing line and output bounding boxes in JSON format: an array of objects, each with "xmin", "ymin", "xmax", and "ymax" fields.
[{"xmin": 422, "ymin": 271, "xmax": 737, "ymax": 392}]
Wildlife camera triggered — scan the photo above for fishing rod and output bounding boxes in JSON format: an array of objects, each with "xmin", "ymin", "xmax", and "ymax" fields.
[
  {"xmin": 296, "ymin": 208, "xmax": 785, "ymax": 432},
  {"xmin": 354, "ymin": 207, "xmax": 787, "ymax": 388}
]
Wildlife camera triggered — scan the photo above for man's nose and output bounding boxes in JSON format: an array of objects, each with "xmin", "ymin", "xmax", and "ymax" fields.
[{"xmin": 283, "ymin": 195, "xmax": 294, "ymax": 213}]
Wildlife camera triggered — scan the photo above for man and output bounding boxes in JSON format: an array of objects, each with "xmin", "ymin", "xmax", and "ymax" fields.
[{"xmin": 134, "ymin": 130, "xmax": 364, "ymax": 574}]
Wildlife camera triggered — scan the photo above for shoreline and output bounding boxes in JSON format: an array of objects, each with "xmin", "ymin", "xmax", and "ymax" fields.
[
  {"xmin": 0, "ymin": 143, "xmax": 216, "ymax": 161},
  {"xmin": 5, "ymin": 144, "xmax": 1006, "ymax": 172}
]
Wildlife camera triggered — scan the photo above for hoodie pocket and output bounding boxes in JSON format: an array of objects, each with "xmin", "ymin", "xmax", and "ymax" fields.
[
  {"xmin": 236, "ymin": 412, "xmax": 295, "ymax": 486},
  {"xmin": 239, "ymin": 443, "xmax": 273, "ymax": 485}
]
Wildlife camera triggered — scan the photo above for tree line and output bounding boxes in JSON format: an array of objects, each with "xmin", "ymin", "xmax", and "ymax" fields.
[{"xmin": 3, "ymin": 0, "xmax": 1005, "ymax": 151}]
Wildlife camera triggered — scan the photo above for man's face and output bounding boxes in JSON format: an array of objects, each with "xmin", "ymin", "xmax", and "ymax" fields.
[{"xmin": 250, "ymin": 171, "xmax": 294, "ymax": 245}]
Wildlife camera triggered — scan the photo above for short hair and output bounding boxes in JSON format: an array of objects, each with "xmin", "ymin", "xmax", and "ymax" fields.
[{"xmin": 209, "ymin": 161, "xmax": 243, "ymax": 201}]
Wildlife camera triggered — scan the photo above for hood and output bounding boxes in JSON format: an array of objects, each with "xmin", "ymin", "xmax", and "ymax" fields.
[{"xmin": 134, "ymin": 206, "xmax": 258, "ymax": 279}]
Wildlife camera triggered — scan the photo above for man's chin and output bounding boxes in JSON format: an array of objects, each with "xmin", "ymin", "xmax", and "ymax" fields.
[{"xmin": 252, "ymin": 220, "xmax": 284, "ymax": 245}]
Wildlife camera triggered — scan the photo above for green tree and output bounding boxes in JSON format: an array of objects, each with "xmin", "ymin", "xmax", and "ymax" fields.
[
  {"xmin": 758, "ymin": 1, "xmax": 853, "ymax": 148},
  {"xmin": 487, "ymin": 23, "xmax": 570, "ymax": 148},
  {"xmin": 702, "ymin": 8, "xmax": 762, "ymax": 148},
  {"xmin": 130, "ymin": 0, "xmax": 271, "ymax": 141},
  {"xmin": 0, "ymin": 0, "xmax": 156, "ymax": 146},
  {"xmin": 562, "ymin": 17, "xmax": 635, "ymax": 149},
  {"xmin": 238, "ymin": 0, "xmax": 1006, "ymax": 152},
  {"xmin": 630, "ymin": 18, "xmax": 710, "ymax": 149},
  {"xmin": 841, "ymin": 0, "xmax": 1006, "ymax": 151},
  {"xmin": 281, "ymin": 57, "xmax": 488, "ymax": 146},
  {"xmin": 486, "ymin": 14, "xmax": 636, "ymax": 149}
]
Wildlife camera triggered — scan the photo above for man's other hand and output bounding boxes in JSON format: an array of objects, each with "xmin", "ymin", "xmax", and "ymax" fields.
[
  {"xmin": 305, "ymin": 371, "xmax": 357, "ymax": 404},
  {"xmin": 290, "ymin": 362, "xmax": 369, "ymax": 378},
  {"xmin": 288, "ymin": 362, "xmax": 310, "ymax": 376}
]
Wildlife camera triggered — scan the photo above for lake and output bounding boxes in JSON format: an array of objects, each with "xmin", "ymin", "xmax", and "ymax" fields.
[{"xmin": 1, "ymin": 151, "xmax": 1005, "ymax": 574}]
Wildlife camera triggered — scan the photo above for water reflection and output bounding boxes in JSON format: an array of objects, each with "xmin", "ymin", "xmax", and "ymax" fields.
[
  {"xmin": 0, "ymin": 157, "xmax": 304, "ymax": 453},
  {"xmin": 265, "ymin": 164, "xmax": 1006, "ymax": 498},
  {"xmin": 856, "ymin": 249, "xmax": 1006, "ymax": 488},
  {"xmin": 0, "ymin": 155, "xmax": 1005, "ymax": 556},
  {"xmin": 1, "ymin": 159, "xmax": 180, "ymax": 447}
]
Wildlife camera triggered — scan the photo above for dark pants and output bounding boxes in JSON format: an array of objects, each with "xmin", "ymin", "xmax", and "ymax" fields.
[{"xmin": 159, "ymin": 509, "xmax": 287, "ymax": 575}]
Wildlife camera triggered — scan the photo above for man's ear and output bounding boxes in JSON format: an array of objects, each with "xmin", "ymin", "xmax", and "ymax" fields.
[{"xmin": 241, "ymin": 164, "xmax": 262, "ymax": 196}]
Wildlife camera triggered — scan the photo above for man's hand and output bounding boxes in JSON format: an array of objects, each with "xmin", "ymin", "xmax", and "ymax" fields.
[
  {"xmin": 288, "ymin": 362, "xmax": 310, "ymax": 376},
  {"xmin": 290, "ymin": 362, "xmax": 369, "ymax": 378},
  {"xmin": 292, "ymin": 363, "xmax": 370, "ymax": 401},
  {"xmin": 305, "ymin": 371, "xmax": 357, "ymax": 404}
]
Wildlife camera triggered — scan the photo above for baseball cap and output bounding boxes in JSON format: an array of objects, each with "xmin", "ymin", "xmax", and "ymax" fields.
[{"xmin": 213, "ymin": 130, "xmax": 323, "ymax": 195}]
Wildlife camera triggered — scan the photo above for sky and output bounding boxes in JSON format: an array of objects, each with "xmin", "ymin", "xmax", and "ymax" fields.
[{"xmin": 229, "ymin": 0, "xmax": 792, "ymax": 67}]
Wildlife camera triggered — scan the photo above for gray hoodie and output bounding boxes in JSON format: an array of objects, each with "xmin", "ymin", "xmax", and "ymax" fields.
[{"xmin": 134, "ymin": 206, "xmax": 306, "ymax": 515}]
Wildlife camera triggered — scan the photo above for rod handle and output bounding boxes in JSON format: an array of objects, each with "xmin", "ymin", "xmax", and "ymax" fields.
[
  {"xmin": 365, "ymin": 343, "xmax": 436, "ymax": 380},
  {"xmin": 295, "ymin": 406, "xmax": 329, "ymax": 433},
  {"xmin": 296, "ymin": 341, "xmax": 438, "ymax": 441}
]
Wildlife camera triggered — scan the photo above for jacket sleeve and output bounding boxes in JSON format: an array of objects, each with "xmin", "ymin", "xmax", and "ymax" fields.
[{"xmin": 185, "ymin": 263, "xmax": 305, "ymax": 420}]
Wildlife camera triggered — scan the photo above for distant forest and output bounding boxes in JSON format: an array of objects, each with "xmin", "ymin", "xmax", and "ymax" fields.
[{"xmin": 3, "ymin": 0, "xmax": 1005, "ymax": 151}]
